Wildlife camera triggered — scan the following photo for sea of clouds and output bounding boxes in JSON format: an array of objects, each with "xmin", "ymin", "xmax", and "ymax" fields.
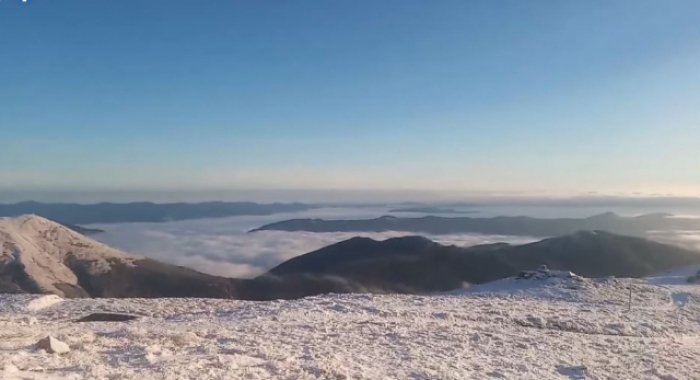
[
  {"xmin": 87, "ymin": 207, "xmax": 537, "ymax": 278},
  {"xmin": 86, "ymin": 206, "xmax": 700, "ymax": 278}
]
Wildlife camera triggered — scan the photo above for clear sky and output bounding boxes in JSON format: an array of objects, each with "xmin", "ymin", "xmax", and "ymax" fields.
[{"xmin": 1, "ymin": 0, "xmax": 699, "ymax": 200}]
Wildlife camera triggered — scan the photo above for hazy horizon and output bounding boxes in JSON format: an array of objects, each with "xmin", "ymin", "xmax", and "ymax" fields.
[{"xmin": 3, "ymin": 189, "xmax": 700, "ymax": 208}]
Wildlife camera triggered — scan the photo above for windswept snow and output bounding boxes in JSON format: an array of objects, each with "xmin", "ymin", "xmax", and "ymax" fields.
[
  {"xmin": 0, "ymin": 215, "xmax": 139, "ymax": 296},
  {"xmin": 1, "ymin": 276, "xmax": 700, "ymax": 379},
  {"xmin": 23, "ymin": 295, "xmax": 64, "ymax": 312}
]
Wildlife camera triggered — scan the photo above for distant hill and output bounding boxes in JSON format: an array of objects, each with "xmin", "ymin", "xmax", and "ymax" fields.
[
  {"xmin": 0, "ymin": 201, "xmax": 316, "ymax": 224},
  {"xmin": 267, "ymin": 231, "xmax": 700, "ymax": 293},
  {"xmin": 251, "ymin": 213, "xmax": 700, "ymax": 238}
]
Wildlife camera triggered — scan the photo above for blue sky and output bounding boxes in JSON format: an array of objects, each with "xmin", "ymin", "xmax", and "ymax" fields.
[{"xmin": 1, "ymin": 0, "xmax": 699, "ymax": 200}]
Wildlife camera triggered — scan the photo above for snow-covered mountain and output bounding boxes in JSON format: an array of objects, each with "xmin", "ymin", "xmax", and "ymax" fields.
[
  {"xmin": 0, "ymin": 215, "xmax": 251, "ymax": 298},
  {"xmin": 0, "ymin": 215, "xmax": 139, "ymax": 297}
]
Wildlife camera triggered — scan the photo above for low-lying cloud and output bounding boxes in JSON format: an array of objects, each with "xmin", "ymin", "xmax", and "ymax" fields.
[
  {"xmin": 87, "ymin": 207, "xmax": 700, "ymax": 278},
  {"xmin": 87, "ymin": 208, "xmax": 537, "ymax": 278},
  {"xmin": 648, "ymin": 230, "xmax": 700, "ymax": 252}
]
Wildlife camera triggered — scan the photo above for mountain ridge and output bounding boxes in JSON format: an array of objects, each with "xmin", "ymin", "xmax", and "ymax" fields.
[
  {"xmin": 0, "ymin": 201, "xmax": 316, "ymax": 224},
  {"xmin": 251, "ymin": 212, "xmax": 700, "ymax": 238},
  {"xmin": 267, "ymin": 229, "xmax": 700, "ymax": 293}
]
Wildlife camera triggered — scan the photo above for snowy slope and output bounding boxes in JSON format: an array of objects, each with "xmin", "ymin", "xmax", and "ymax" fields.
[
  {"xmin": 449, "ymin": 269, "xmax": 592, "ymax": 300},
  {"xmin": 0, "ymin": 215, "xmax": 139, "ymax": 297},
  {"xmin": 646, "ymin": 264, "xmax": 700, "ymax": 285},
  {"xmin": 1, "ymin": 275, "xmax": 699, "ymax": 379}
]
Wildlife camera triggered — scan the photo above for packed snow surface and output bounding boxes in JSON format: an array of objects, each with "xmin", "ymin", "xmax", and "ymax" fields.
[{"xmin": 1, "ymin": 275, "xmax": 700, "ymax": 379}]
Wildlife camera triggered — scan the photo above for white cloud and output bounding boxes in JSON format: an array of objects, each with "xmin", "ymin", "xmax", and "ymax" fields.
[
  {"xmin": 86, "ymin": 208, "xmax": 537, "ymax": 278},
  {"xmin": 648, "ymin": 230, "xmax": 700, "ymax": 252},
  {"xmin": 86, "ymin": 207, "xmax": 700, "ymax": 279}
]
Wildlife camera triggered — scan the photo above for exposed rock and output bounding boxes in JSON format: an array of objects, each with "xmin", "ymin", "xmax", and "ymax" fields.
[
  {"xmin": 21, "ymin": 316, "xmax": 38, "ymax": 325},
  {"xmin": 35, "ymin": 336, "xmax": 70, "ymax": 354},
  {"xmin": 74, "ymin": 312, "xmax": 139, "ymax": 322},
  {"xmin": 516, "ymin": 267, "xmax": 580, "ymax": 281}
]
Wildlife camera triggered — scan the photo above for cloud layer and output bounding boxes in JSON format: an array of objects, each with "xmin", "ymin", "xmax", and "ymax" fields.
[
  {"xmin": 87, "ymin": 208, "xmax": 537, "ymax": 278},
  {"xmin": 88, "ymin": 207, "xmax": 700, "ymax": 278}
]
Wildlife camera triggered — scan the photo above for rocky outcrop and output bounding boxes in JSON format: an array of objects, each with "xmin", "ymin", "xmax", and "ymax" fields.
[{"xmin": 35, "ymin": 336, "xmax": 70, "ymax": 354}]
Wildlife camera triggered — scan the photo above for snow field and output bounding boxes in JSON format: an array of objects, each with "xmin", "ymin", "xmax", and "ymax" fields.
[{"xmin": 1, "ymin": 276, "xmax": 699, "ymax": 379}]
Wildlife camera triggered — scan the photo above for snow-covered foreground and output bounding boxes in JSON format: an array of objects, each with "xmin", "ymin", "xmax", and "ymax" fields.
[{"xmin": 1, "ymin": 275, "xmax": 700, "ymax": 380}]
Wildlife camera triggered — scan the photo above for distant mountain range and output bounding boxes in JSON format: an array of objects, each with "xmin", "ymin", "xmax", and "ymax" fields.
[
  {"xmin": 2, "ymin": 215, "xmax": 699, "ymax": 299},
  {"xmin": 251, "ymin": 212, "xmax": 700, "ymax": 238},
  {"xmin": 0, "ymin": 201, "xmax": 316, "ymax": 224},
  {"xmin": 388, "ymin": 206, "xmax": 476, "ymax": 214}
]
